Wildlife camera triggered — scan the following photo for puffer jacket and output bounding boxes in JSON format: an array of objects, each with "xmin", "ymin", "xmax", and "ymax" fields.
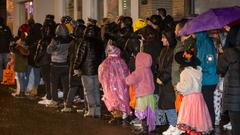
[
  {"xmin": 74, "ymin": 37, "xmax": 104, "ymax": 75},
  {"xmin": 217, "ymin": 47, "xmax": 240, "ymax": 111}
]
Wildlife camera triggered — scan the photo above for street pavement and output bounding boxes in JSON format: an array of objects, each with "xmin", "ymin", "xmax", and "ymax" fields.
[{"xmin": 0, "ymin": 84, "xmax": 232, "ymax": 135}]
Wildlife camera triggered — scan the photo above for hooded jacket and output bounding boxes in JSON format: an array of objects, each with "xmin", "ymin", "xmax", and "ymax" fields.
[
  {"xmin": 157, "ymin": 30, "xmax": 176, "ymax": 109},
  {"xmin": 74, "ymin": 25, "xmax": 104, "ymax": 75},
  {"xmin": 195, "ymin": 32, "xmax": 218, "ymax": 86},
  {"xmin": 125, "ymin": 52, "xmax": 155, "ymax": 97}
]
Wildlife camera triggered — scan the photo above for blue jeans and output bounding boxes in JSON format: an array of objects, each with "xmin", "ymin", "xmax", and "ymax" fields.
[
  {"xmin": 0, "ymin": 53, "xmax": 8, "ymax": 81},
  {"xmin": 164, "ymin": 109, "xmax": 177, "ymax": 126},
  {"xmin": 81, "ymin": 75, "xmax": 100, "ymax": 108},
  {"xmin": 26, "ymin": 66, "xmax": 41, "ymax": 91},
  {"xmin": 16, "ymin": 72, "xmax": 27, "ymax": 92}
]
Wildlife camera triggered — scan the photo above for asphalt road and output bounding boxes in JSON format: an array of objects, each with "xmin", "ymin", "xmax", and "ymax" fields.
[{"xmin": 0, "ymin": 84, "xmax": 232, "ymax": 135}]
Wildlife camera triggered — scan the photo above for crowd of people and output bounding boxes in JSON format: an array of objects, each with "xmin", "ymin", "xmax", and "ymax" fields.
[{"xmin": 0, "ymin": 7, "xmax": 240, "ymax": 135}]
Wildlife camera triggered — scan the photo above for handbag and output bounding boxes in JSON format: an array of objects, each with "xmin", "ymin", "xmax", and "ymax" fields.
[{"xmin": 2, "ymin": 64, "xmax": 15, "ymax": 85}]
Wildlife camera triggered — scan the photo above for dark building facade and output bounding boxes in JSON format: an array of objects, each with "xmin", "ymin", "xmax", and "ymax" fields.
[{"xmin": 0, "ymin": 0, "xmax": 6, "ymax": 23}]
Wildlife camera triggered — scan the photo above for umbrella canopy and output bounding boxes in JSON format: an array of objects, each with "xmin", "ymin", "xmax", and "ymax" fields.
[{"xmin": 180, "ymin": 6, "xmax": 240, "ymax": 35}]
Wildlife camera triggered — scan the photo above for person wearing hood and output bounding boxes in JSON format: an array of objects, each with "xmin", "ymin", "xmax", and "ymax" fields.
[
  {"xmin": 35, "ymin": 14, "xmax": 56, "ymax": 105},
  {"xmin": 157, "ymin": 30, "xmax": 178, "ymax": 135},
  {"xmin": 195, "ymin": 32, "xmax": 218, "ymax": 126},
  {"xmin": 126, "ymin": 52, "xmax": 157, "ymax": 134},
  {"xmin": 61, "ymin": 19, "xmax": 86, "ymax": 112},
  {"xmin": 175, "ymin": 50, "xmax": 213, "ymax": 134},
  {"xmin": 98, "ymin": 40, "xmax": 130, "ymax": 124},
  {"xmin": 74, "ymin": 24, "xmax": 105, "ymax": 118},
  {"xmin": 47, "ymin": 21, "xmax": 72, "ymax": 108},
  {"xmin": 124, "ymin": 18, "xmax": 147, "ymax": 72},
  {"xmin": 217, "ymin": 25, "xmax": 240, "ymax": 135}
]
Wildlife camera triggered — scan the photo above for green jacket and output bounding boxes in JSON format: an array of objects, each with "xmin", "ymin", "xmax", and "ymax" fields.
[
  {"xmin": 171, "ymin": 37, "xmax": 195, "ymax": 86},
  {"xmin": 10, "ymin": 40, "xmax": 28, "ymax": 72}
]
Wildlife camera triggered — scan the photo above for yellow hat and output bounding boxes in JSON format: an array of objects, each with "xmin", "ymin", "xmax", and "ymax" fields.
[{"xmin": 133, "ymin": 18, "xmax": 147, "ymax": 32}]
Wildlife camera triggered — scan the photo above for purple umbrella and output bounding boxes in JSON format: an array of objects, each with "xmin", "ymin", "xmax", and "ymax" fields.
[{"xmin": 180, "ymin": 6, "xmax": 240, "ymax": 35}]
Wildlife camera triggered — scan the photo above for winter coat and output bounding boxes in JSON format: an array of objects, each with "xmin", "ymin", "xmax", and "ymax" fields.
[
  {"xmin": 47, "ymin": 37, "xmax": 71, "ymax": 64},
  {"xmin": 26, "ymin": 23, "xmax": 42, "ymax": 67},
  {"xmin": 125, "ymin": 52, "xmax": 155, "ymax": 97},
  {"xmin": 176, "ymin": 66, "xmax": 202, "ymax": 96},
  {"xmin": 124, "ymin": 31, "xmax": 141, "ymax": 72},
  {"xmin": 74, "ymin": 37, "xmax": 104, "ymax": 76},
  {"xmin": 34, "ymin": 39, "xmax": 51, "ymax": 66},
  {"xmin": 0, "ymin": 25, "xmax": 13, "ymax": 53},
  {"xmin": 140, "ymin": 25, "xmax": 162, "ymax": 77},
  {"xmin": 217, "ymin": 26, "xmax": 240, "ymax": 111},
  {"xmin": 195, "ymin": 32, "xmax": 218, "ymax": 86},
  {"xmin": 69, "ymin": 39, "xmax": 82, "ymax": 87},
  {"xmin": 172, "ymin": 37, "xmax": 196, "ymax": 86},
  {"xmin": 10, "ymin": 39, "xmax": 28, "ymax": 72},
  {"xmin": 158, "ymin": 46, "xmax": 176, "ymax": 109},
  {"xmin": 157, "ymin": 30, "xmax": 176, "ymax": 109}
]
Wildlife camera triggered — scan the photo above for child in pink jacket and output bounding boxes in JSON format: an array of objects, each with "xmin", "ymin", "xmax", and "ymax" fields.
[{"xmin": 126, "ymin": 52, "xmax": 157, "ymax": 134}]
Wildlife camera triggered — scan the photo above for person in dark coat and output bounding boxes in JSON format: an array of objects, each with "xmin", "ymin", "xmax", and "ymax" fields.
[
  {"xmin": 157, "ymin": 30, "xmax": 177, "ymax": 133},
  {"xmin": 217, "ymin": 25, "xmax": 240, "ymax": 135},
  {"xmin": 35, "ymin": 15, "xmax": 56, "ymax": 105},
  {"xmin": 61, "ymin": 20, "xmax": 86, "ymax": 112},
  {"xmin": 0, "ymin": 16, "xmax": 13, "ymax": 82},
  {"xmin": 156, "ymin": 8, "xmax": 175, "ymax": 31},
  {"xmin": 104, "ymin": 16, "xmax": 133, "ymax": 61},
  {"xmin": 25, "ymin": 18, "xmax": 42, "ymax": 96},
  {"xmin": 74, "ymin": 24, "xmax": 105, "ymax": 118}
]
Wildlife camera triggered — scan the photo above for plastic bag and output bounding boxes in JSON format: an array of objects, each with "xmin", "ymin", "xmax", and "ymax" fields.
[{"xmin": 2, "ymin": 64, "xmax": 15, "ymax": 85}]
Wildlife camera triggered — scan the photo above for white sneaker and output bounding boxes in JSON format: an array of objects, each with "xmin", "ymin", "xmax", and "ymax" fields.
[
  {"xmin": 38, "ymin": 99, "xmax": 51, "ymax": 105},
  {"xmin": 41, "ymin": 94, "xmax": 47, "ymax": 100},
  {"xmin": 172, "ymin": 128, "xmax": 185, "ymax": 135},
  {"xmin": 223, "ymin": 122, "xmax": 232, "ymax": 130},
  {"xmin": 162, "ymin": 125, "xmax": 176, "ymax": 135}
]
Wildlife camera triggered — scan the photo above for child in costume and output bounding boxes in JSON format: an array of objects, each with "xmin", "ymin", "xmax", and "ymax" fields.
[
  {"xmin": 98, "ymin": 40, "xmax": 130, "ymax": 124},
  {"xmin": 175, "ymin": 50, "xmax": 213, "ymax": 134},
  {"xmin": 125, "ymin": 52, "xmax": 157, "ymax": 134}
]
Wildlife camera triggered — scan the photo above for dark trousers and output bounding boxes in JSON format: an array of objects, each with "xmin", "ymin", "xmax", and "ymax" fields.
[
  {"xmin": 40, "ymin": 65, "xmax": 51, "ymax": 100},
  {"xmin": 50, "ymin": 64, "xmax": 69, "ymax": 102},
  {"xmin": 66, "ymin": 86, "xmax": 82, "ymax": 108},
  {"xmin": 229, "ymin": 111, "xmax": 240, "ymax": 135},
  {"xmin": 202, "ymin": 85, "xmax": 216, "ymax": 126}
]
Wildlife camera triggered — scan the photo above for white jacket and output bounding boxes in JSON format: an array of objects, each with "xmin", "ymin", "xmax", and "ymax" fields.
[{"xmin": 176, "ymin": 66, "xmax": 202, "ymax": 96}]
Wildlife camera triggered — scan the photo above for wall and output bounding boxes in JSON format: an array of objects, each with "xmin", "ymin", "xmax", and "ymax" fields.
[
  {"xmin": 33, "ymin": 0, "xmax": 55, "ymax": 24},
  {"xmin": 195, "ymin": 0, "xmax": 240, "ymax": 14}
]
